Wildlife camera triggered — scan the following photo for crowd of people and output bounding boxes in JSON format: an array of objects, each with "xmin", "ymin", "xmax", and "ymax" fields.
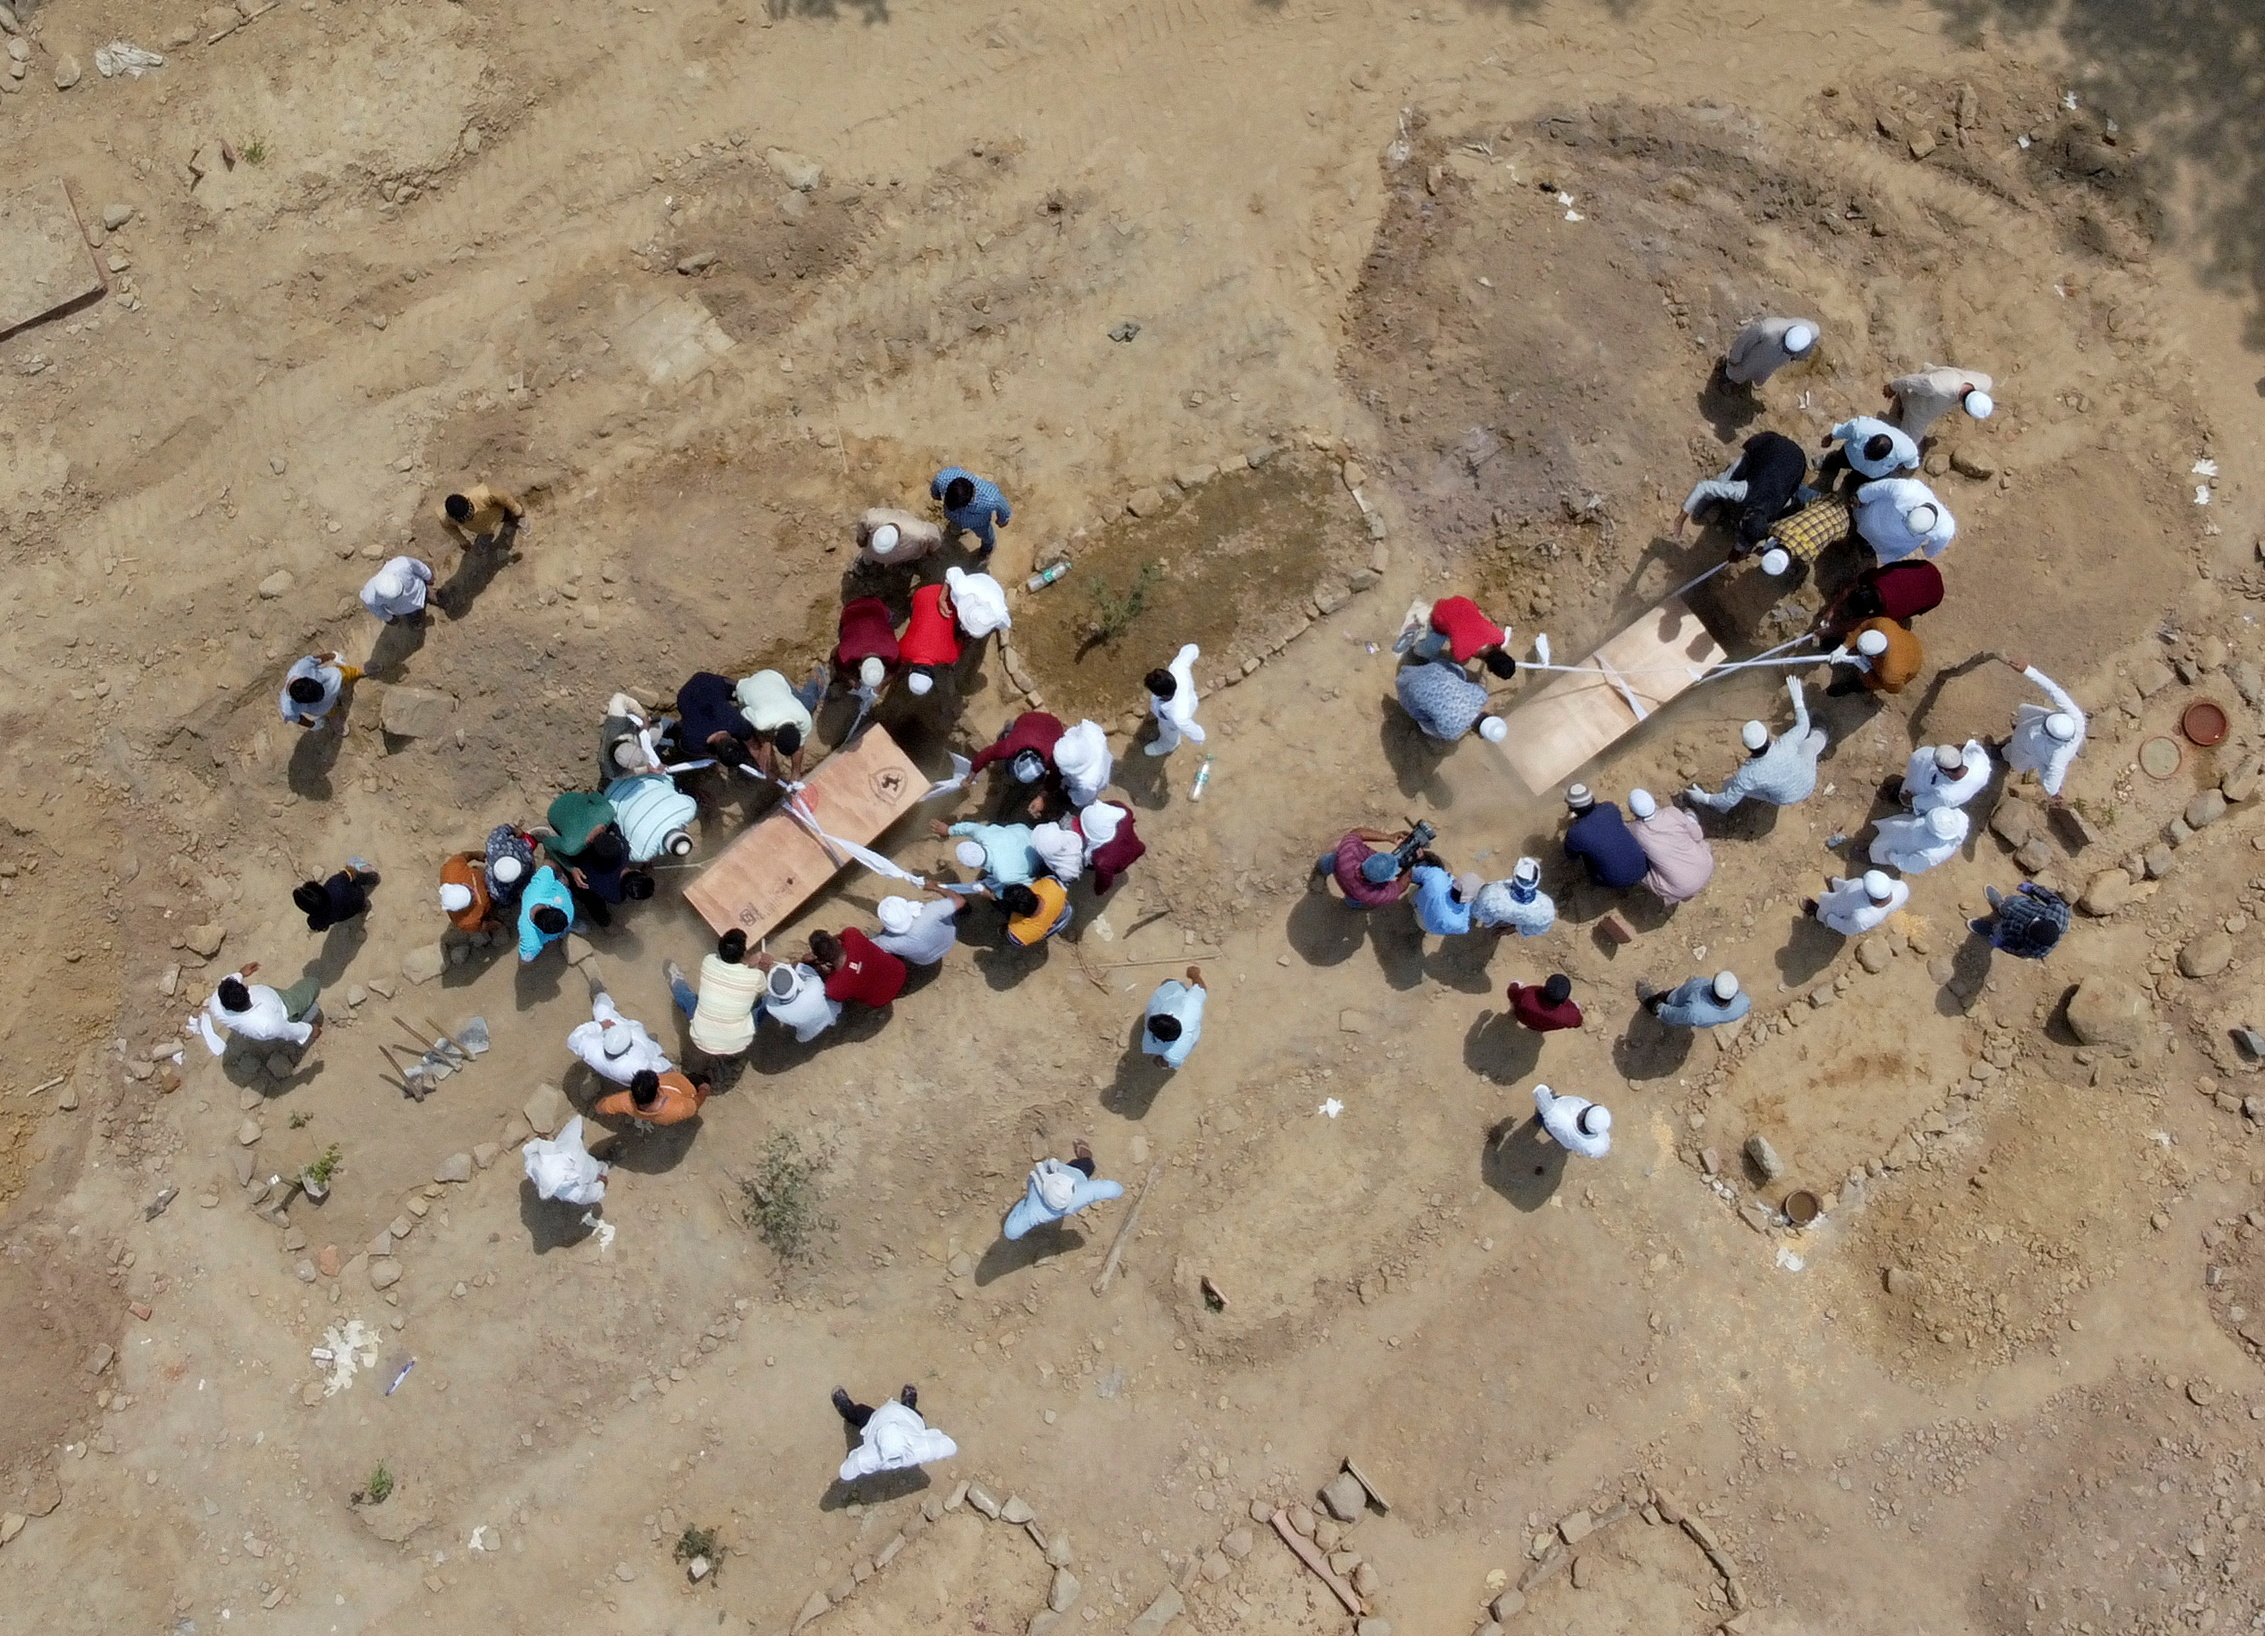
[
  {"xmin": 1361, "ymin": 318, "xmax": 2077, "ymax": 1162},
  {"xmin": 194, "ymin": 315, "xmax": 2087, "ymax": 1483}
]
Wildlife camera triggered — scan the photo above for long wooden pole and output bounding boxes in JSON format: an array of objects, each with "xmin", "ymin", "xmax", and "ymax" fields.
[{"xmin": 1090, "ymin": 1164, "xmax": 1161, "ymax": 1297}]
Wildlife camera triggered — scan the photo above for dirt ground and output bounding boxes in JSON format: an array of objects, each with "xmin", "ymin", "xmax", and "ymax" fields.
[{"xmin": 4, "ymin": 0, "xmax": 2265, "ymax": 1632}]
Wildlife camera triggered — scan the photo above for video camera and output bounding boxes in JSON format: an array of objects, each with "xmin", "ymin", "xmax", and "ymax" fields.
[{"xmin": 1389, "ymin": 820, "xmax": 1439, "ymax": 875}]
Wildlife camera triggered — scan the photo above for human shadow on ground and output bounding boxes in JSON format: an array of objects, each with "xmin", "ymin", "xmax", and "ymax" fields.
[
  {"xmin": 585, "ymin": 1116, "xmax": 702, "ymax": 1176},
  {"xmin": 973, "ymin": 1222, "xmax": 1089, "ymax": 1287},
  {"xmin": 365, "ymin": 617, "xmax": 428, "ymax": 681},
  {"xmin": 1376, "ymin": 695, "xmax": 1455, "ymax": 807},
  {"xmin": 518, "ymin": 1179, "xmax": 597, "ymax": 1253},
  {"xmin": 432, "ymin": 539, "xmax": 514, "ymax": 619},
  {"xmin": 820, "ymin": 1467, "xmax": 930, "ymax": 1514},
  {"xmin": 1695, "ymin": 363, "xmax": 1763, "ymax": 443},
  {"xmin": 1481, "ymin": 1113, "xmax": 1568, "ymax": 1212},
  {"xmin": 1776, "ymin": 912, "xmax": 1843, "ymax": 989},
  {"xmin": 1100, "ymin": 1023, "xmax": 1175, "ymax": 1121},
  {"xmin": 1421, "ymin": 927, "xmax": 1499, "ymax": 994},
  {"xmin": 1285, "ymin": 881, "xmax": 1370, "ymax": 968},
  {"xmin": 1612, "ymin": 1006, "xmax": 1696, "ymax": 1081},
  {"xmin": 1935, "ymin": 929, "xmax": 1992, "ymax": 1017},
  {"xmin": 286, "ymin": 728, "xmax": 341, "ymax": 802},
  {"xmin": 1463, "ymin": 1009, "xmax": 1543, "ymax": 1086}
]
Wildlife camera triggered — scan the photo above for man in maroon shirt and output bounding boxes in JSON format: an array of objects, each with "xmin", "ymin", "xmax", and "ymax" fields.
[
  {"xmin": 810, "ymin": 928, "xmax": 908, "ymax": 1009},
  {"xmin": 1505, "ymin": 974, "xmax": 1582, "ymax": 1032},
  {"xmin": 1317, "ymin": 828, "xmax": 1414, "ymax": 909},
  {"xmin": 966, "ymin": 710, "xmax": 1066, "ymax": 779},
  {"xmin": 834, "ymin": 596, "xmax": 903, "ymax": 684},
  {"xmin": 1813, "ymin": 559, "xmax": 1944, "ymax": 645},
  {"xmin": 1076, "ymin": 801, "xmax": 1145, "ymax": 894}
]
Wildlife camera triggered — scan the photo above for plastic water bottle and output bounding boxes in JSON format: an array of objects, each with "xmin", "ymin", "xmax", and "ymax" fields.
[
  {"xmin": 1026, "ymin": 561, "xmax": 1069, "ymax": 592},
  {"xmin": 1189, "ymin": 757, "xmax": 1213, "ymax": 801}
]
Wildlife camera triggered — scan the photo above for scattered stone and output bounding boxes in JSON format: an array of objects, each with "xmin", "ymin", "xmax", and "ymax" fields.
[
  {"xmin": 1570, "ymin": 1553, "xmax": 1600, "ymax": 1589},
  {"xmin": 1885, "ymin": 1266, "xmax": 1921, "ymax": 1295},
  {"xmin": 1855, "ymin": 937, "xmax": 1890, "ymax": 974},
  {"xmin": 1989, "ymin": 800, "xmax": 2039, "ymax": 849},
  {"xmin": 2144, "ymin": 843, "xmax": 2177, "ymax": 880},
  {"xmin": 236, "ymin": 1117, "xmax": 263, "ymax": 1146},
  {"xmin": 52, "ymin": 55, "xmax": 80, "ymax": 89},
  {"xmin": 966, "ymin": 1483, "xmax": 1002, "ymax": 1518},
  {"xmin": 231, "ymin": 1147, "xmax": 256, "ymax": 1186},
  {"xmin": 764, "ymin": 147, "xmax": 822, "ymax": 191},
  {"xmin": 433, "ymin": 1152, "xmax": 473, "ymax": 1184},
  {"xmin": 368, "ymin": 1258, "xmax": 402, "ymax": 1290},
  {"xmin": 102, "ymin": 202, "xmax": 133, "ymax": 230},
  {"xmin": 2225, "ymin": 755, "xmax": 2264, "ymax": 804},
  {"xmin": 2180, "ymin": 933, "xmax": 2234, "ymax": 980},
  {"xmin": 294, "ymin": 1258, "xmax": 317, "ymax": 1283},
  {"xmin": 85, "ymin": 1342, "xmax": 114, "ymax": 1375},
  {"xmin": 2080, "ymin": 868, "xmax": 2143, "ymax": 916},
  {"xmin": 1351, "ymin": 1560, "xmax": 1379, "ymax": 1595},
  {"xmin": 1742, "ymin": 1135, "xmax": 1784, "ymax": 1183},
  {"xmin": 0, "ymin": 1514, "xmax": 23, "ymax": 1546},
  {"xmin": 256, "ymin": 570, "xmax": 294, "ymax": 600},
  {"xmin": 1338, "ymin": 1009, "xmax": 1369, "ymax": 1034},
  {"xmin": 1948, "ymin": 447, "xmax": 1996, "ymax": 480},
  {"xmin": 2066, "ymin": 974, "xmax": 2154, "ymax": 1048},
  {"xmin": 1491, "ymin": 1590, "xmax": 1526, "ymax": 1619},
  {"xmin": 2186, "ymin": 789, "xmax": 2230, "ymax": 830},
  {"xmin": 1558, "ymin": 1507, "xmax": 1593, "ymax": 1545},
  {"xmin": 2131, "ymin": 658, "xmax": 2175, "ymax": 698},
  {"xmin": 2014, "ymin": 836, "xmax": 2054, "ymax": 873},
  {"xmin": 381, "ymin": 687, "xmax": 456, "ymax": 739},
  {"xmin": 1287, "ymin": 1503, "xmax": 1315, "ymax": 1537},
  {"xmin": 1050, "ymin": 1567, "xmax": 1083, "ymax": 1611},
  {"xmin": 1001, "ymin": 1494, "xmax": 1035, "ymax": 1525},
  {"xmin": 1046, "ymin": 1530, "xmax": 1075, "ymax": 1567},
  {"xmin": 316, "ymin": 1244, "xmax": 341, "ymax": 1277},
  {"xmin": 1355, "ymin": 1620, "xmax": 1392, "ymax": 1636},
  {"xmin": 185, "ymin": 923, "xmax": 227, "ymax": 957},
  {"xmin": 523, "ymin": 1084, "xmax": 571, "ymax": 1137},
  {"xmin": 472, "ymin": 1142, "xmax": 499, "ymax": 1170},
  {"xmin": 1127, "ymin": 487, "xmax": 1165, "ymax": 518},
  {"xmin": 1320, "ymin": 1472, "xmax": 1365, "ymax": 1522},
  {"xmin": 1130, "ymin": 1585, "xmax": 1185, "ymax": 1636},
  {"xmin": 790, "ymin": 1589, "xmax": 831, "ymax": 1632},
  {"xmin": 401, "ymin": 945, "xmax": 447, "ymax": 985},
  {"xmin": 283, "ymin": 1226, "xmax": 308, "ymax": 1251}
]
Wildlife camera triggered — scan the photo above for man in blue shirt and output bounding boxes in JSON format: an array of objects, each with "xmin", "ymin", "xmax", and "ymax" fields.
[
  {"xmin": 931, "ymin": 466, "xmax": 1012, "ymax": 556},
  {"xmin": 1141, "ymin": 966, "xmax": 1207, "ymax": 1068},
  {"xmin": 1394, "ymin": 658, "xmax": 1490, "ymax": 742},
  {"xmin": 1410, "ymin": 864, "xmax": 1478, "ymax": 936},
  {"xmin": 1562, "ymin": 784, "xmax": 1646, "ymax": 889},
  {"xmin": 1640, "ymin": 970, "xmax": 1751, "ymax": 1028}
]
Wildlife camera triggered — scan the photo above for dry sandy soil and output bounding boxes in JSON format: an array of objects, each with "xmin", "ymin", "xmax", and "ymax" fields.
[{"xmin": 3, "ymin": 0, "xmax": 2265, "ymax": 1632}]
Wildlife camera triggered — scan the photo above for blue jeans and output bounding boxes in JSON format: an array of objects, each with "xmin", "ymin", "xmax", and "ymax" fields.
[
  {"xmin": 956, "ymin": 516, "xmax": 997, "ymax": 553},
  {"xmin": 1408, "ymin": 630, "xmax": 1452, "ymax": 663},
  {"xmin": 669, "ymin": 977, "xmax": 697, "ymax": 1019},
  {"xmin": 792, "ymin": 671, "xmax": 827, "ymax": 711}
]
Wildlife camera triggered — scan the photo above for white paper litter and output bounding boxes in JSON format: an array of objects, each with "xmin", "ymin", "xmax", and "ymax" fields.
[
  {"xmin": 2193, "ymin": 459, "xmax": 2219, "ymax": 478},
  {"xmin": 94, "ymin": 41, "xmax": 165, "ymax": 77},
  {"xmin": 1317, "ymin": 1098, "xmax": 1344, "ymax": 1119},
  {"xmin": 1774, "ymin": 1246, "xmax": 1806, "ymax": 1273},
  {"xmin": 2196, "ymin": 487, "xmax": 2213, "ymax": 506},
  {"xmin": 318, "ymin": 1319, "xmax": 380, "ymax": 1397}
]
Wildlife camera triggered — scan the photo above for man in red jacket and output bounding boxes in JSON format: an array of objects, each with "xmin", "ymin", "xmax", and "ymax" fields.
[
  {"xmin": 810, "ymin": 928, "xmax": 907, "ymax": 1009},
  {"xmin": 1505, "ymin": 974, "xmax": 1582, "ymax": 1033},
  {"xmin": 1410, "ymin": 595, "xmax": 1519, "ymax": 678},
  {"xmin": 834, "ymin": 596, "xmax": 903, "ymax": 685},
  {"xmin": 967, "ymin": 710, "xmax": 1066, "ymax": 781},
  {"xmin": 898, "ymin": 582, "xmax": 963, "ymax": 696}
]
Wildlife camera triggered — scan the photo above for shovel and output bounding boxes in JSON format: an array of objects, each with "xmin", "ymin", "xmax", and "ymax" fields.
[{"xmin": 440, "ymin": 1015, "xmax": 490, "ymax": 1057}]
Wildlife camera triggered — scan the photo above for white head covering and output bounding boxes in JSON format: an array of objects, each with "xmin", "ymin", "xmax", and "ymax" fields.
[
  {"xmin": 943, "ymin": 567, "xmax": 1011, "ymax": 637},
  {"xmin": 1862, "ymin": 869, "xmax": 1895, "ymax": 901},
  {"xmin": 873, "ymin": 1415, "xmax": 915, "ymax": 1465},
  {"xmin": 1760, "ymin": 547, "xmax": 1791, "ymax": 575},
  {"xmin": 1478, "ymin": 715, "xmax": 1507, "ymax": 743},
  {"xmin": 2044, "ymin": 712, "xmax": 2078, "ymax": 743},
  {"xmin": 1565, "ymin": 783, "xmax": 1594, "ymax": 813},
  {"xmin": 1053, "ymin": 720, "xmax": 1113, "ymax": 802},
  {"xmin": 766, "ymin": 963, "xmax": 811, "ymax": 1004},
  {"xmin": 1033, "ymin": 1160, "xmax": 1078, "ymax": 1212},
  {"xmin": 1626, "ymin": 788, "xmax": 1656, "ymax": 819},
  {"xmin": 1934, "ymin": 743, "xmax": 1966, "ymax": 772},
  {"xmin": 1577, "ymin": 1104, "xmax": 1613, "ymax": 1135},
  {"xmin": 1030, "ymin": 822, "xmax": 1086, "ymax": 881},
  {"xmin": 876, "ymin": 896, "xmax": 919, "ymax": 935},
  {"xmin": 374, "ymin": 568, "xmax": 409, "ymax": 599},
  {"xmin": 954, "ymin": 840, "xmax": 988, "ymax": 870},
  {"xmin": 906, "ymin": 669, "xmax": 935, "ymax": 696},
  {"xmin": 1856, "ymin": 629, "xmax": 1889, "ymax": 657},
  {"xmin": 1906, "ymin": 503, "xmax": 1939, "ymax": 535},
  {"xmin": 491, "ymin": 855, "xmax": 524, "ymax": 885},
  {"xmin": 1712, "ymin": 971, "xmax": 1740, "ymax": 1001},
  {"xmin": 438, "ymin": 883, "xmax": 473, "ymax": 912},
  {"xmin": 1513, "ymin": 857, "xmax": 1541, "ymax": 889},
  {"xmin": 1741, "ymin": 721, "xmax": 1769, "ymax": 751},
  {"xmin": 1078, "ymin": 802, "xmax": 1126, "ymax": 859},
  {"xmin": 1783, "ymin": 323, "xmax": 1816, "ymax": 355},
  {"xmin": 858, "ymin": 656, "xmax": 886, "ymax": 688},
  {"xmin": 1963, "ymin": 390, "xmax": 1993, "ymax": 419},
  {"xmin": 1925, "ymin": 806, "xmax": 1966, "ymax": 840},
  {"xmin": 600, "ymin": 1026, "xmax": 635, "ymax": 1058},
  {"xmin": 869, "ymin": 522, "xmax": 901, "ymax": 557},
  {"xmin": 613, "ymin": 740, "xmax": 647, "ymax": 770}
]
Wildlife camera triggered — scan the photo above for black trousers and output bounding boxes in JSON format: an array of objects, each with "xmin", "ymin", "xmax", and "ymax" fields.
[{"xmin": 837, "ymin": 1383, "xmax": 918, "ymax": 1427}]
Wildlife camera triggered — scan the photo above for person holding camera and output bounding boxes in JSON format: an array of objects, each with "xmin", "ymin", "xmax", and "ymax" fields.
[{"xmin": 1316, "ymin": 825, "xmax": 1430, "ymax": 909}]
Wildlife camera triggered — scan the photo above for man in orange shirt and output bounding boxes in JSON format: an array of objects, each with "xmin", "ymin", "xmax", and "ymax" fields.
[
  {"xmin": 438, "ymin": 851, "xmax": 500, "ymax": 935},
  {"xmin": 593, "ymin": 1068, "xmax": 711, "ymax": 1130},
  {"xmin": 1827, "ymin": 620, "xmax": 1922, "ymax": 696}
]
